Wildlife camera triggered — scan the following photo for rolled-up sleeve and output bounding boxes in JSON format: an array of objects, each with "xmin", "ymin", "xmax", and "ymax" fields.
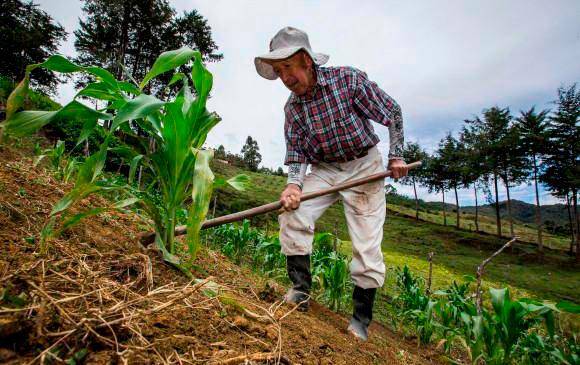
[{"xmin": 351, "ymin": 69, "xmax": 404, "ymax": 160}]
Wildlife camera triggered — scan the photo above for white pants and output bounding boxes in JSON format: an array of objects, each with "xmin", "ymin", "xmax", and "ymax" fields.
[{"xmin": 279, "ymin": 146, "xmax": 386, "ymax": 289}]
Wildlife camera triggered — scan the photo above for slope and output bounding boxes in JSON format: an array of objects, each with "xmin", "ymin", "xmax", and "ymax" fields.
[{"xmin": 0, "ymin": 141, "xmax": 442, "ymax": 364}]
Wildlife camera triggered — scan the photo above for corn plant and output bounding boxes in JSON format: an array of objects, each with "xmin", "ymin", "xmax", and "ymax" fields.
[
  {"xmin": 1, "ymin": 48, "xmax": 247, "ymax": 269},
  {"xmin": 33, "ymin": 140, "xmax": 80, "ymax": 183},
  {"xmin": 253, "ymin": 234, "xmax": 285, "ymax": 276},
  {"xmin": 213, "ymin": 219, "xmax": 259, "ymax": 264},
  {"xmin": 394, "ymin": 265, "xmax": 437, "ymax": 344},
  {"xmin": 318, "ymin": 251, "xmax": 351, "ymax": 312}
]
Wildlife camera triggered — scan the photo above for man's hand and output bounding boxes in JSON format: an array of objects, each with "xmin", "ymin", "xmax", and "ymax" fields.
[
  {"xmin": 388, "ymin": 159, "xmax": 409, "ymax": 179},
  {"xmin": 280, "ymin": 184, "xmax": 302, "ymax": 211}
]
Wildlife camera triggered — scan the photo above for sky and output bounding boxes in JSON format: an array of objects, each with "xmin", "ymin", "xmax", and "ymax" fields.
[{"xmin": 35, "ymin": 0, "xmax": 580, "ymax": 206}]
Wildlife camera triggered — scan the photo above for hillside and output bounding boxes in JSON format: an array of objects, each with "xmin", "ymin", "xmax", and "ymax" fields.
[
  {"xmin": 0, "ymin": 141, "xmax": 443, "ymax": 364},
  {"xmin": 211, "ymin": 162, "xmax": 579, "ymax": 307}
]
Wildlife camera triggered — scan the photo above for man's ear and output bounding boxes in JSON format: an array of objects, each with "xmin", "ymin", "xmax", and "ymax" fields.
[{"xmin": 301, "ymin": 52, "xmax": 314, "ymax": 68}]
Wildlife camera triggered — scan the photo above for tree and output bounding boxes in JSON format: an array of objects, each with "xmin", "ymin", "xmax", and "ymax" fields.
[
  {"xmin": 542, "ymin": 84, "xmax": 580, "ymax": 260},
  {"xmin": 241, "ymin": 136, "xmax": 262, "ymax": 171},
  {"xmin": 437, "ymin": 134, "xmax": 464, "ymax": 229},
  {"xmin": 215, "ymin": 144, "xmax": 226, "ymax": 160},
  {"xmin": 0, "ymin": 0, "xmax": 67, "ymax": 93},
  {"xmin": 424, "ymin": 153, "xmax": 449, "ymax": 226},
  {"xmin": 74, "ymin": 0, "xmax": 222, "ymax": 93},
  {"xmin": 459, "ymin": 124, "xmax": 490, "ymax": 232},
  {"xmin": 515, "ymin": 107, "xmax": 550, "ymax": 253},
  {"xmin": 469, "ymin": 107, "xmax": 512, "ymax": 238},
  {"xmin": 401, "ymin": 142, "xmax": 429, "ymax": 220}
]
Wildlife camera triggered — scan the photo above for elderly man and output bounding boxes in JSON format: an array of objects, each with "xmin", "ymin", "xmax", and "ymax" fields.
[{"xmin": 254, "ymin": 27, "xmax": 408, "ymax": 341}]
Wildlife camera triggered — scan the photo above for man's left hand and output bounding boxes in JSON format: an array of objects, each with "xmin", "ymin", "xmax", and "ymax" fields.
[{"xmin": 388, "ymin": 159, "xmax": 409, "ymax": 179}]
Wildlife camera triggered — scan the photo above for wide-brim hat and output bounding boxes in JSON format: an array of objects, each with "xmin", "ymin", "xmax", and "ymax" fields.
[{"xmin": 255, "ymin": 26, "xmax": 329, "ymax": 80}]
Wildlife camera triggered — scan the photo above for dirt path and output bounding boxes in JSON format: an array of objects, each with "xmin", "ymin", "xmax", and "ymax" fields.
[{"xmin": 0, "ymin": 144, "xmax": 442, "ymax": 364}]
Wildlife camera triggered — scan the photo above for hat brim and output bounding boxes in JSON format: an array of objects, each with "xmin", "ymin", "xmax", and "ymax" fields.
[{"xmin": 254, "ymin": 47, "xmax": 329, "ymax": 80}]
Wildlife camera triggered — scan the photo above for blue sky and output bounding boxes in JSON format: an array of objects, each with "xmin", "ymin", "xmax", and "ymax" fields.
[{"xmin": 35, "ymin": 0, "xmax": 580, "ymax": 206}]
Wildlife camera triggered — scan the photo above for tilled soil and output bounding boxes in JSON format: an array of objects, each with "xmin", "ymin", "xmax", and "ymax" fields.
[{"xmin": 0, "ymin": 143, "xmax": 443, "ymax": 364}]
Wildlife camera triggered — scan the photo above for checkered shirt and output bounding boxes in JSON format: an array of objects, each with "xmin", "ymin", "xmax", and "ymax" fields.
[{"xmin": 283, "ymin": 66, "xmax": 404, "ymax": 165}]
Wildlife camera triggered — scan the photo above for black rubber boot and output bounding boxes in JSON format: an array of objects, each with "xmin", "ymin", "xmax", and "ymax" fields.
[
  {"xmin": 284, "ymin": 255, "xmax": 312, "ymax": 311},
  {"xmin": 347, "ymin": 286, "xmax": 377, "ymax": 341}
]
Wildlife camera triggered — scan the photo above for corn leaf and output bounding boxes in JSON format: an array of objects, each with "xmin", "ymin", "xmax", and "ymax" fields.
[
  {"xmin": 129, "ymin": 155, "xmax": 144, "ymax": 184},
  {"xmin": 5, "ymin": 78, "xmax": 29, "ymax": 120},
  {"xmin": 37, "ymin": 55, "xmax": 83, "ymax": 73},
  {"xmin": 111, "ymin": 94, "xmax": 164, "ymax": 131},
  {"xmin": 226, "ymin": 174, "xmax": 250, "ymax": 191},
  {"xmin": 187, "ymin": 149, "xmax": 214, "ymax": 258},
  {"xmin": 76, "ymin": 118, "xmax": 98, "ymax": 146},
  {"xmin": 140, "ymin": 46, "xmax": 197, "ymax": 90},
  {"xmin": 2, "ymin": 111, "xmax": 58, "ymax": 136}
]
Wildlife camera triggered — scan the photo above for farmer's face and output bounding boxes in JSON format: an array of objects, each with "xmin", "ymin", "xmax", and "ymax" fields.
[{"xmin": 270, "ymin": 52, "xmax": 315, "ymax": 96}]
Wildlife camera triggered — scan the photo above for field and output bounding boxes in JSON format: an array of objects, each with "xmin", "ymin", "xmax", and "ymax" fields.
[{"xmin": 211, "ymin": 162, "xmax": 580, "ymax": 308}]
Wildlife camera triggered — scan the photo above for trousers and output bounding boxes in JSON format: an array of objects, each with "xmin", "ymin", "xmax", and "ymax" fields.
[{"xmin": 279, "ymin": 146, "xmax": 386, "ymax": 289}]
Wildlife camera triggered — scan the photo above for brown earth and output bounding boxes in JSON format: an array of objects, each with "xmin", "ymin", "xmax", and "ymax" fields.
[{"xmin": 0, "ymin": 142, "xmax": 444, "ymax": 364}]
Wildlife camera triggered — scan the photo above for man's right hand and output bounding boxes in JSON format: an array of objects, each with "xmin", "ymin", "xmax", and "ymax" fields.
[{"xmin": 280, "ymin": 184, "xmax": 302, "ymax": 211}]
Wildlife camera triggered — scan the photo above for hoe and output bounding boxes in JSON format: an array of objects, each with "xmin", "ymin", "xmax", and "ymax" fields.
[{"xmin": 139, "ymin": 161, "xmax": 422, "ymax": 245}]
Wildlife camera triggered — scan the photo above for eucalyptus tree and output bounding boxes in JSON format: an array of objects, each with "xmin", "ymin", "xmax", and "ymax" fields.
[
  {"xmin": 424, "ymin": 153, "xmax": 450, "ymax": 226},
  {"xmin": 459, "ymin": 124, "xmax": 489, "ymax": 232},
  {"xmin": 542, "ymin": 84, "xmax": 580, "ymax": 260},
  {"xmin": 469, "ymin": 107, "xmax": 511, "ymax": 238},
  {"xmin": 497, "ymin": 122, "xmax": 530, "ymax": 238},
  {"xmin": 401, "ymin": 142, "xmax": 429, "ymax": 220},
  {"xmin": 515, "ymin": 107, "xmax": 550, "ymax": 252}
]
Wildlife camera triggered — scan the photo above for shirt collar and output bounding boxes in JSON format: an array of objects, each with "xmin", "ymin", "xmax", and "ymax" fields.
[{"xmin": 289, "ymin": 66, "xmax": 329, "ymax": 104}]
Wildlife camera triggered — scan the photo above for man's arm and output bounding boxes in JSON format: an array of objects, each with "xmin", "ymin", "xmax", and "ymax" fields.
[{"xmin": 350, "ymin": 69, "xmax": 408, "ymax": 178}]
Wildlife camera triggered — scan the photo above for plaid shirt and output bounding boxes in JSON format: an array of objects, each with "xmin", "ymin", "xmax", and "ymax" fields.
[{"xmin": 284, "ymin": 66, "xmax": 404, "ymax": 165}]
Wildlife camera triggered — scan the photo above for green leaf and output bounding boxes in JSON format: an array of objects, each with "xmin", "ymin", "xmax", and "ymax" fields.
[
  {"xmin": 56, "ymin": 100, "xmax": 112, "ymax": 122},
  {"xmin": 226, "ymin": 174, "xmax": 250, "ymax": 191},
  {"xmin": 168, "ymin": 72, "xmax": 187, "ymax": 87},
  {"xmin": 556, "ymin": 301, "xmax": 580, "ymax": 314},
  {"xmin": 75, "ymin": 82, "xmax": 117, "ymax": 101},
  {"xmin": 187, "ymin": 149, "xmax": 214, "ymax": 258},
  {"xmin": 61, "ymin": 207, "xmax": 106, "ymax": 231},
  {"xmin": 85, "ymin": 66, "xmax": 118, "ymax": 90},
  {"xmin": 113, "ymin": 197, "xmax": 140, "ymax": 209},
  {"xmin": 38, "ymin": 55, "xmax": 83, "ymax": 73},
  {"xmin": 5, "ymin": 78, "xmax": 29, "ymax": 120},
  {"xmin": 77, "ymin": 118, "xmax": 98, "ymax": 146},
  {"xmin": 140, "ymin": 47, "xmax": 197, "ymax": 89},
  {"xmin": 117, "ymin": 81, "xmax": 141, "ymax": 95},
  {"xmin": 129, "ymin": 155, "xmax": 144, "ymax": 184},
  {"xmin": 111, "ymin": 94, "xmax": 164, "ymax": 131},
  {"xmin": 2, "ymin": 111, "xmax": 58, "ymax": 136}
]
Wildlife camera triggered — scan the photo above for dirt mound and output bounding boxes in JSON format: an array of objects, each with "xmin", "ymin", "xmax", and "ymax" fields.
[{"xmin": 0, "ymin": 143, "xmax": 441, "ymax": 364}]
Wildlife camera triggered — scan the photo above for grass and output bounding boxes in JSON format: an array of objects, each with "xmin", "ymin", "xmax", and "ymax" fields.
[
  {"xmin": 211, "ymin": 161, "xmax": 579, "ymax": 308},
  {"xmin": 387, "ymin": 202, "xmax": 572, "ymax": 251}
]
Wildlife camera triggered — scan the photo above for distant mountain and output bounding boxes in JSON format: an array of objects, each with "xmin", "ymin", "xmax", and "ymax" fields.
[
  {"xmin": 461, "ymin": 199, "xmax": 570, "ymax": 226},
  {"xmin": 386, "ymin": 193, "xmax": 572, "ymax": 234}
]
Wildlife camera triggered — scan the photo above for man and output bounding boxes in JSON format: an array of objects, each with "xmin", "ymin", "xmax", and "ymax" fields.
[{"xmin": 254, "ymin": 26, "xmax": 408, "ymax": 341}]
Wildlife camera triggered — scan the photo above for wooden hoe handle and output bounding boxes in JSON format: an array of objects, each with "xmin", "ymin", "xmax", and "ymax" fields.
[{"xmin": 139, "ymin": 161, "xmax": 422, "ymax": 245}]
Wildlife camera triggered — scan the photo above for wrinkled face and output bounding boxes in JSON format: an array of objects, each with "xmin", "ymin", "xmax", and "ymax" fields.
[{"xmin": 269, "ymin": 52, "xmax": 315, "ymax": 96}]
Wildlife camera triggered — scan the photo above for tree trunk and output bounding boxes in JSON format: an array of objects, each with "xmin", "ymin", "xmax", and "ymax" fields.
[
  {"xmin": 505, "ymin": 180, "xmax": 515, "ymax": 238},
  {"xmin": 474, "ymin": 184, "xmax": 479, "ymax": 232},
  {"xmin": 442, "ymin": 190, "xmax": 447, "ymax": 226},
  {"xmin": 574, "ymin": 190, "xmax": 579, "ymax": 262},
  {"xmin": 454, "ymin": 184, "xmax": 460, "ymax": 229},
  {"xmin": 532, "ymin": 155, "xmax": 543, "ymax": 253},
  {"xmin": 493, "ymin": 173, "xmax": 502, "ymax": 237},
  {"xmin": 117, "ymin": 2, "xmax": 131, "ymax": 80},
  {"xmin": 412, "ymin": 176, "xmax": 419, "ymax": 221},
  {"xmin": 566, "ymin": 193, "xmax": 575, "ymax": 254}
]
